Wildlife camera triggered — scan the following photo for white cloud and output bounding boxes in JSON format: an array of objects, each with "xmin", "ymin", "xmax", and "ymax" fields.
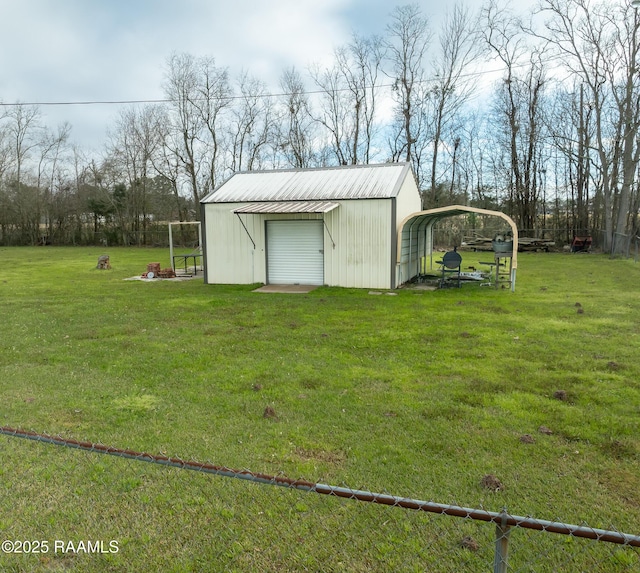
[
  {"xmin": 2, "ymin": 0, "xmax": 358, "ymax": 96},
  {"xmin": 1, "ymin": 0, "xmax": 363, "ymax": 146},
  {"xmin": 4, "ymin": 0, "xmax": 499, "ymax": 148}
]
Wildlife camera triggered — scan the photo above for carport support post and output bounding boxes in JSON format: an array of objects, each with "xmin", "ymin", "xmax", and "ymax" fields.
[{"xmin": 493, "ymin": 509, "xmax": 511, "ymax": 573}]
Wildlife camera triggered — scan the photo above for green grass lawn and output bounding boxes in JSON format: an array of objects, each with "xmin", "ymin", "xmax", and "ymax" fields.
[{"xmin": 0, "ymin": 246, "xmax": 638, "ymax": 572}]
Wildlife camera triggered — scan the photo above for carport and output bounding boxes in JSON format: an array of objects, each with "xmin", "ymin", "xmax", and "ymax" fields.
[{"xmin": 396, "ymin": 205, "xmax": 519, "ymax": 291}]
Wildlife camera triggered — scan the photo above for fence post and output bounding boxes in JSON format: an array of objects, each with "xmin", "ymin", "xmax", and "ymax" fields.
[{"xmin": 494, "ymin": 508, "xmax": 511, "ymax": 573}]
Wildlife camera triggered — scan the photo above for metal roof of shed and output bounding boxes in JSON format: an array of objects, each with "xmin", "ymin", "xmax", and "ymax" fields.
[{"xmin": 201, "ymin": 162, "xmax": 412, "ymax": 204}]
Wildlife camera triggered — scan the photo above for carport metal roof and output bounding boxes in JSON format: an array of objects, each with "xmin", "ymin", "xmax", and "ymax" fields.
[{"xmin": 397, "ymin": 205, "xmax": 519, "ymax": 290}]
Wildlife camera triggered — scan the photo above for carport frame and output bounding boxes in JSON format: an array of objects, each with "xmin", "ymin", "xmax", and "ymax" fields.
[{"xmin": 396, "ymin": 205, "xmax": 519, "ymax": 291}]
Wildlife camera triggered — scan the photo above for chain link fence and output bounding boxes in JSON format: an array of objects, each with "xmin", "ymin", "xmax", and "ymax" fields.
[
  {"xmin": 0, "ymin": 222, "xmax": 202, "ymax": 248},
  {"xmin": 0, "ymin": 426, "xmax": 638, "ymax": 573}
]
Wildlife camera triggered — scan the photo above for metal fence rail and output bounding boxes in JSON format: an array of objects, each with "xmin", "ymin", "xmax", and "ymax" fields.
[{"xmin": 1, "ymin": 425, "xmax": 638, "ymax": 572}]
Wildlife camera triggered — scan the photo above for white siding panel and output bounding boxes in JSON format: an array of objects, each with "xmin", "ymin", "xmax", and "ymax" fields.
[
  {"xmin": 323, "ymin": 199, "xmax": 392, "ymax": 289},
  {"xmin": 267, "ymin": 220, "xmax": 324, "ymax": 285},
  {"xmin": 393, "ymin": 171, "xmax": 423, "ymax": 287},
  {"xmin": 204, "ymin": 203, "xmax": 256, "ymax": 284}
]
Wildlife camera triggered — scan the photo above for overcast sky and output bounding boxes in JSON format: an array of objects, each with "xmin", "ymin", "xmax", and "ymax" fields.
[{"xmin": 0, "ymin": 0, "xmax": 495, "ymax": 152}]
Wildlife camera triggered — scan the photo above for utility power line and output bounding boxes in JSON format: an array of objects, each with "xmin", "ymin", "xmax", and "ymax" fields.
[{"xmin": 0, "ymin": 59, "xmax": 561, "ymax": 109}]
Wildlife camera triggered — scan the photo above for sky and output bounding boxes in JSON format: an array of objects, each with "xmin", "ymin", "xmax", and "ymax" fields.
[{"xmin": 0, "ymin": 0, "xmax": 420, "ymax": 152}]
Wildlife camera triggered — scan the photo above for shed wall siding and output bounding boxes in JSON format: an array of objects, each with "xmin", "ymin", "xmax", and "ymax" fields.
[
  {"xmin": 204, "ymin": 200, "xmax": 394, "ymax": 288},
  {"xmin": 204, "ymin": 204, "xmax": 257, "ymax": 284},
  {"xmin": 323, "ymin": 199, "xmax": 392, "ymax": 289},
  {"xmin": 204, "ymin": 203, "xmax": 324, "ymax": 284},
  {"xmin": 393, "ymin": 172, "xmax": 423, "ymax": 286},
  {"xmin": 394, "ymin": 172, "xmax": 423, "ymax": 227}
]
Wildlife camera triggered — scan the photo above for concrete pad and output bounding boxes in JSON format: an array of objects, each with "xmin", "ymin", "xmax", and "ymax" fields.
[{"xmin": 253, "ymin": 284, "xmax": 319, "ymax": 294}]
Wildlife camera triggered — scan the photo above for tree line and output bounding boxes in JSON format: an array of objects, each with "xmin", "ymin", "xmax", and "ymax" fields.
[{"xmin": 1, "ymin": 0, "xmax": 639, "ymax": 255}]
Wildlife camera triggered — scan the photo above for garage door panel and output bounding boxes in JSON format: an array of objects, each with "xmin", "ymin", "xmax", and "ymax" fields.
[{"xmin": 267, "ymin": 220, "xmax": 324, "ymax": 285}]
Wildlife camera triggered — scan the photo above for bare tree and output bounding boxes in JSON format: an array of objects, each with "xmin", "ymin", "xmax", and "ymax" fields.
[
  {"xmin": 108, "ymin": 105, "xmax": 166, "ymax": 243},
  {"xmin": 483, "ymin": 2, "xmax": 548, "ymax": 234},
  {"xmin": 277, "ymin": 67, "xmax": 317, "ymax": 168},
  {"xmin": 230, "ymin": 72, "xmax": 275, "ymax": 172},
  {"xmin": 36, "ymin": 122, "xmax": 71, "ymax": 243},
  {"xmin": 150, "ymin": 111, "xmax": 189, "ymax": 222},
  {"xmin": 190, "ymin": 56, "xmax": 232, "ymax": 193},
  {"xmin": 0, "ymin": 109, "xmax": 12, "ymax": 183},
  {"xmin": 427, "ymin": 4, "xmax": 483, "ymax": 206},
  {"xmin": 163, "ymin": 53, "xmax": 203, "ymax": 214},
  {"xmin": 5, "ymin": 104, "xmax": 41, "ymax": 192},
  {"xmin": 310, "ymin": 33, "xmax": 384, "ymax": 165},
  {"xmin": 2, "ymin": 104, "xmax": 44, "ymax": 243},
  {"xmin": 345, "ymin": 34, "xmax": 385, "ymax": 164},
  {"xmin": 385, "ymin": 4, "xmax": 432, "ymax": 178},
  {"xmin": 535, "ymin": 0, "xmax": 640, "ymax": 255},
  {"xmin": 545, "ymin": 84, "xmax": 594, "ymax": 237},
  {"xmin": 309, "ymin": 61, "xmax": 351, "ymax": 165}
]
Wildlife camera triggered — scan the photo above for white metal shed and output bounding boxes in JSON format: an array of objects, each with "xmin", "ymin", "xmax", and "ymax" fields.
[{"xmin": 200, "ymin": 163, "xmax": 422, "ymax": 289}]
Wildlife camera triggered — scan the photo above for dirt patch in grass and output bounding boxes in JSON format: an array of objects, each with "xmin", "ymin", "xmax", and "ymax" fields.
[
  {"xmin": 459, "ymin": 331, "xmax": 475, "ymax": 338},
  {"xmin": 599, "ymin": 438, "xmax": 638, "ymax": 460},
  {"xmin": 294, "ymin": 447, "xmax": 347, "ymax": 465},
  {"xmin": 553, "ymin": 390, "xmax": 569, "ymax": 401},
  {"xmin": 598, "ymin": 466, "xmax": 640, "ymax": 505},
  {"xmin": 263, "ymin": 406, "xmax": 277, "ymax": 419},
  {"xmin": 480, "ymin": 474, "xmax": 504, "ymax": 492}
]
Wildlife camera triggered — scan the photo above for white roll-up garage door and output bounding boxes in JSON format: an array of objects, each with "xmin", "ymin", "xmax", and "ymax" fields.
[{"xmin": 266, "ymin": 220, "xmax": 324, "ymax": 285}]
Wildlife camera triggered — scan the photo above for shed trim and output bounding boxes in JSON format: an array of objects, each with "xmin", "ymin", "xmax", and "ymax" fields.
[{"xmin": 233, "ymin": 201, "xmax": 339, "ymax": 214}]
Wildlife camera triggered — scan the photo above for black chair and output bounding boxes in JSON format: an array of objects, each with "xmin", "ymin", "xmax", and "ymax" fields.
[{"xmin": 438, "ymin": 249, "xmax": 462, "ymax": 288}]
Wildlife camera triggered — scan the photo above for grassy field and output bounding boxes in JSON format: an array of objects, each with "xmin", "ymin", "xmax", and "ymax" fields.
[{"xmin": 0, "ymin": 246, "xmax": 638, "ymax": 572}]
